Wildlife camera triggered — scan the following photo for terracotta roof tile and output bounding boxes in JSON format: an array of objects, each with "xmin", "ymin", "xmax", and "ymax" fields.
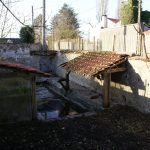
[
  {"xmin": 62, "ymin": 52, "xmax": 128, "ymax": 76},
  {"xmin": 0, "ymin": 60, "xmax": 50, "ymax": 76}
]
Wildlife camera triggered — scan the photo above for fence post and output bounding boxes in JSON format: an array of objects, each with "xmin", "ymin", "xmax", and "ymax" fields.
[
  {"xmin": 93, "ymin": 36, "xmax": 95, "ymax": 51},
  {"xmin": 112, "ymin": 35, "xmax": 116, "ymax": 52},
  {"xmin": 82, "ymin": 39, "xmax": 84, "ymax": 50},
  {"xmin": 73, "ymin": 39, "xmax": 75, "ymax": 51},
  {"xmin": 58, "ymin": 40, "xmax": 60, "ymax": 50},
  {"xmin": 97, "ymin": 39, "xmax": 99, "ymax": 51},
  {"xmin": 79, "ymin": 38, "xmax": 81, "ymax": 51},
  {"xmin": 68, "ymin": 39, "xmax": 69, "ymax": 50}
]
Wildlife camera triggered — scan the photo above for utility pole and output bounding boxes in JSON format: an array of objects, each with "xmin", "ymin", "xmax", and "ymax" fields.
[
  {"xmin": 138, "ymin": 0, "xmax": 142, "ymax": 32},
  {"xmin": 137, "ymin": 0, "xmax": 142, "ymax": 55},
  {"xmin": 42, "ymin": 0, "xmax": 46, "ymax": 51},
  {"xmin": 32, "ymin": 6, "xmax": 34, "ymax": 27}
]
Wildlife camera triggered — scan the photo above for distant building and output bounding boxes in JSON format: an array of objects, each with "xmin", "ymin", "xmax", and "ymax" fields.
[
  {"xmin": 100, "ymin": 15, "xmax": 121, "ymax": 29},
  {"xmin": 88, "ymin": 15, "xmax": 121, "ymax": 40}
]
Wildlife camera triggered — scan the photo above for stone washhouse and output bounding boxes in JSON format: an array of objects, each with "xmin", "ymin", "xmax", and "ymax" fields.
[
  {"xmin": 61, "ymin": 52, "xmax": 128, "ymax": 108},
  {"xmin": 0, "ymin": 60, "xmax": 50, "ymax": 123}
]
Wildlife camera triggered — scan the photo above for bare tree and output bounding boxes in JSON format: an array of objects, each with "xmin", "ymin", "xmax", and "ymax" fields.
[
  {"xmin": 0, "ymin": 0, "xmax": 20, "ymax": 38},
  {"xmin": 96, "ymin": 0, "xmax": 108, "ymax": 22},
  {"xmin": 33, "ymin": 14, "xmax": 42, "ymax": 42}
]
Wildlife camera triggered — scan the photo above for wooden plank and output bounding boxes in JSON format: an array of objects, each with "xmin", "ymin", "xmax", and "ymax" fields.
[
  {"xmin": 103, "ymin": 72, "xmax": 111, "ymax": 108},
  {"xmin": 31, "ymin": 76, "xmax": 37, "ymax": 120},
  {"xmin": 0, "ymin": 72, "xmax": 31, "ymax": 78},
  {"xmin": 58, "ymin": 71, "xmax": 70, "ymax": 95}
]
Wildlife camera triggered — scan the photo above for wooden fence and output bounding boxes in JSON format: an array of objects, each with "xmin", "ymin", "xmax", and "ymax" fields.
[
  {"xmin": 47, "ymin": 23, "xmax": 150, "ymax": 57},
  {"xmin": 47, "ymin": 38, "xmax": 101, "ymax": 51},
  {"xmin": 144, "ymin": 30, "xmax": 150, "ymax": 57}
]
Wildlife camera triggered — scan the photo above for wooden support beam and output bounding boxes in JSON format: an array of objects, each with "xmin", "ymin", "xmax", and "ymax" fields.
[
  {"xmin": 110, "ymin": 67, "xmax": 127, "ymax": 73},
  {"xmin": 103, "ymin": 72, "xmax": 111, "ymax": 108},
  {"xmin": 93, "ymin": 57, "xmax": 128, "ymax": 76},
  {"xmin": 0, "ymin": 72, "xmax": 29, "ymax": 78}
]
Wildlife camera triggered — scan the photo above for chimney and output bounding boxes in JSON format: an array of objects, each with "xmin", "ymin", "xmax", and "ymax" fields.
[{"xmin": 101, "ymin": 15, "xmax": 107, "ymax": 28}]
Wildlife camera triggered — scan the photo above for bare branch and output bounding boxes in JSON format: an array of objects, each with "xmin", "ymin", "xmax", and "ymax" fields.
[
  {"xmin": 0, "ymin": 0, "xmax": 24, "ymax": 37},
  {"xmin": 96, "ymin": 0, "xmax": 109, "ymax": 22}
]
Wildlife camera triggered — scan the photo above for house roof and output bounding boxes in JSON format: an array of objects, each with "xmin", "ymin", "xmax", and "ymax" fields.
[
  {"xmin": 61, "ymin": 52, "xmax": 128, "ymax": 77},
  {"xmin": 0, "ymin": 60, "xmax": 50, "ymax": 76},
  {"xmin": 107, "ymin": 18, "xmax": 120, "ymax": 24}
]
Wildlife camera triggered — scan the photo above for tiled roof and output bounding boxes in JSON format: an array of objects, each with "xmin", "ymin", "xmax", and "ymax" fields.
[
  {"xmin": 0, "ymin": 60, "xmax": 50, "ymax": 76},
  {"xmin": 62, "ymin": 52, "xmax": 128, "ymax": 76}
]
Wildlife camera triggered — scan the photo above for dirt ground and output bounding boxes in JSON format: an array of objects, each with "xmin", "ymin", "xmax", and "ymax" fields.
[{"xmin": 0, "ymin": 105, "xmax": 150, "ymax": 150}]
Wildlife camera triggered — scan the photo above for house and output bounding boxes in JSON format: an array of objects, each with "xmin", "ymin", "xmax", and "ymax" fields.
[
  {"xmin": 88, "ymin": 15, "xmax": 121, "ymax": 41},
  {"xmin": 0, "ymin": 60, "xmax": 50, "ymax": 123},
  {"xmin": 100, "ymin": 15, "xmax": 120, "ymax": 29}
]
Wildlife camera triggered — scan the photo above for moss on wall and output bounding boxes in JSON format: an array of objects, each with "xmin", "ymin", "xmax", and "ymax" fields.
[
  {"xmin": 0, "ymin": 74, "xmax": 33, "ymax": 122},
  {"xmin": 0, "ymin": 78, "xmax": 31, "ymax": 96}
]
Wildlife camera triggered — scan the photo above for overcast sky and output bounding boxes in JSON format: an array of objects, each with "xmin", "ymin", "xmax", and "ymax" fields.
[{"xmin": 8, "ymin": 0, "xmax": 150, "ymax": 37}]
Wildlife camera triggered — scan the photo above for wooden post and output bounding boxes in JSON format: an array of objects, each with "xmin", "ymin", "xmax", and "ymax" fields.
[
  {"xmin": 79, "ymin": 38, "xmax": 81, "ymax": 51},
  {"xmin": 112, "ymin": 35, "xmax": 116, "ymax": 52},
  {"xmin": 58, "ymin": 40, "xmax": 60, "ymax": 50},
  {"xmin": 82, "ymin": 39, "xmax": 84, "ymax": 50},
  {"xmin": 68, "ymin": 39, "xmax": 69, "ymax": 50},
  {"xmin": 97, "ymin": 39, "xmax": 99, "ymax": 51},
  {"xmin": 93, "ymin": 36, "xmax": 95, "ymax": 51},
  {"xmin": 58, "ymin": 71, "xmax": 70, "ymax": 95},
  {"xmin": 31, "ymin": 76, "xmax": 37, "ymax": 120},
  {"xmin": 103, "ymin": 72, "xmax": 111, "ymax": 108}
]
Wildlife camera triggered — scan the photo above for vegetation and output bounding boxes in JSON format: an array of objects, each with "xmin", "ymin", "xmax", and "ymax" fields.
[
  {"xmin": 141, "ymin": 10, "xmax": 150, "ymax": 26},
  {"xmin": 19, "ymin": 26, "xmax": 34, "ymax": 43},
  {"xmin": 51, "ymin": 3, "xmax": 80, "ymax": 40},
  {"xmin": 120, "ymin": 0, "xmax": 138, "ymax": 25},
  {"xmin": 120, "ymin": 0, "xmax": 150, "ymax": 26}
]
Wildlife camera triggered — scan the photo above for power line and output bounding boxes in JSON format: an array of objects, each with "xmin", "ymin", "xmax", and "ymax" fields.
[{"xmin": 0, "ymin": 0, "xmax": 27, "ymax": 26}]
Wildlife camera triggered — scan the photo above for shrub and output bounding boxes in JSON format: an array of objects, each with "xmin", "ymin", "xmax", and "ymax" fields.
[{"xmin": 19, "ymin": 26, "xmax": 34, "ymax": 43}]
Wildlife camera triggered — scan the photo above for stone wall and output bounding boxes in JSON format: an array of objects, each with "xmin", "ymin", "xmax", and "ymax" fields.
[
  {"xmin": 0, "ymin": 44, "xmax": 149, "ymax": 113},
  {"xmin": 0, "ymin": 44, "xmax": 41, "ymax": 69}
]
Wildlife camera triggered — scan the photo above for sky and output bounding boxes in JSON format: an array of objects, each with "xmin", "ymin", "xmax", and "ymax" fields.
[{"xmin": 7, "ymin": 0, "xmax": 150, "ymax": 37}]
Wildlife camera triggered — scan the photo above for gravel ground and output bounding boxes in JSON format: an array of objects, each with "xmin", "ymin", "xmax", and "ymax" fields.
[{"xmin": 0, "ymin": 105, "xmax": 150, "ymax": 150}]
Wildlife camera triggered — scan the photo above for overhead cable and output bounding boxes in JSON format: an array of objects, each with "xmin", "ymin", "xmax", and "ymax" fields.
[{"xmin": 0, "ymin": 0, "xmax": 27, "ymax": 26}]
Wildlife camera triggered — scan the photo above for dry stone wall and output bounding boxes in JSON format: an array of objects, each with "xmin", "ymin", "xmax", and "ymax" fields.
[{"xmin": 0, "ymin": 44, "xmax": 41, "ymax": 69}]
